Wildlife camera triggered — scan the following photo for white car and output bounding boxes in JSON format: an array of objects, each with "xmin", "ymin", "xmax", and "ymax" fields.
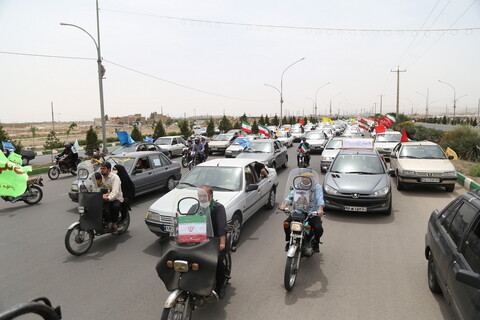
[
  {"xmin": 320, "ymin": 137, "xmax": 344, "ymax": 173},
  {"xmin": 208, "ymin": 134, "xmax": 236, "ymax": 155},
  {"xmin": 276, "ymin": 130, "xmax": 294, "ymax": 147},
  {"xmin": 154, "ymin": 136, "xmax": 187, "ymax": 158},
  {"xmin": 290, "ymin": 126, "xmax": 304, "ymax": 142},
  {"xmin": 373, "ymin": 131, "xmax": 401, "ymax": 160},
  {"xmin": 145, "ymin": 158, "xmax": 279, "ymax": 244},
  {"xmin": 390, "ymin": 141, "xmax": 457, "ymax": 192},
  {"xmin": 304, "ymin": 131, "xmax": 328, "ymax": 153}
]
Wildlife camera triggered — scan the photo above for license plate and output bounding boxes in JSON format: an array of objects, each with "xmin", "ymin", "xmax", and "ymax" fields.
[
  {"xmin": 164, "ymin": 226, "xmax": 175, "ymax": 233},
  {"xmin": 420, "ymin": 178, "xmax": 440, "ymax": 183},
  {"xmin": 344, "ymin": 206, "xmax": 367, "ymax": 212},
  {"xmin": 211, "ymin": 147, "xmax": 217, "ymax": 150}
]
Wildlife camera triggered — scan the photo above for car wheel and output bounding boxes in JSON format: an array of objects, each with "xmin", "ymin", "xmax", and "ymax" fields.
[
  {"xmin": 396, "ymin": 172, "xmax": 404, "ymax": 190},
  {"xmin": 22, "ymin": 157, "xmax": 29, "ymax": 166},
  {"xmin": 230, "ymin": 214, "xmax": 242, "ymax": 246},
  {"xmin": 427, "ymin": 252, "xmax": 442, "ymax": 294},
  {"xmin": 264, "ymin": 188, "xmax": 276, "ymax": 209},
  {"xmin": 165, "ymin": 177, "xmax": 176, "ymax": 192},
  {"xmin": 445, "ymin": 184, "xmax": 455, "ymax": 192}
]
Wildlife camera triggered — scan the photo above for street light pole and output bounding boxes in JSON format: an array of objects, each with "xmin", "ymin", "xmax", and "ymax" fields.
[
  {"xmin": 329, "ymin": 93, "xmax": 342, "ymax": 117},
  {"xmin": 314, "ymin": 82, "xmax": 330, "ymax": 120},
  {"xmin": 280, "ymin": 57, "xmax": 305, "ymax": 126},
  {"xmin": 264, "ymin": 83, "xmax": 281, "ymax": 123},
  {"xmin": 61, "ymin": 0, "xmax": 107, "ymax": 154},
  {"xmin": 416, "ymin": 90, "xmax": 429, "ymax": 119},
  {"xmin": 439, "ymin": 80, "xmax": 457, "ymax": 120}
]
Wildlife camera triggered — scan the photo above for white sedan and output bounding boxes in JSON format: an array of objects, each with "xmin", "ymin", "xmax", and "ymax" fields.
[{"xmin": 145, "ymin": 158, "xmax": 279, "ymax": 244}]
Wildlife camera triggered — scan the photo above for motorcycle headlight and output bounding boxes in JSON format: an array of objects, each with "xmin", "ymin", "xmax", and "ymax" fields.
[
  {"xmin": 71, "ymin": 183, "xmax": 79, "ymax": 191},
  {"xmin": 443, "ymin": 171, "xmax": 457, "ymax": 177},
  {"xmin": 78, "ymin": 168, "xmax": 89, "ymax": 179},
  {"xmin": 291, "ymin": 222, "xmax": 303, "ymax": 232},
  {"xmin": 402, "ymin": 170, "xmax": 416, "ymax": 176},
  {"xmin": 324, "ymin": 185, "xmax": 340, "ymax": 195},
  {"xmin": 78, "ymin": 206, "xmax": 85, "ymax": 214},
  {"xmin": 146, "ymin": 211, "xmax": 161, "ymax": 221},
  {"xmin": 369, "ymin": 187, "xmax": 390, "ymax": 197}
]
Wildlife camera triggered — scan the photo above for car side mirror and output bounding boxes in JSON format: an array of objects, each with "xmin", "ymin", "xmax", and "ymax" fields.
[
  {"xmin": 448, "ymin": 155, "xmax": 454, "ymax": 160},
  {"xmin": 390, "ymin": 153, "xmax": 397, "ymax": 159},
  {"xmin": 246, "ymin": 184, "xmax": 259, "ymax": 192},
  {"xmin": 388, "ymin": 168, "xmax": 395, "ymax": 176},
  {"xmin": 455, "ymin": 268, "xmax": 480, "ymax": 289}
]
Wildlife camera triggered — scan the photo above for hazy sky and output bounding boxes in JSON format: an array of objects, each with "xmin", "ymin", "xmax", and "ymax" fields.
[{"xmin": 1, "ymin": 0, "xmax": 479, "ymax": 123}]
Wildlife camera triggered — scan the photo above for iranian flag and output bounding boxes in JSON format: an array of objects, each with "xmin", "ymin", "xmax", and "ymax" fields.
[
  {"xmin": 374, "ymin": 125, "xmax": 386, "ymax": 134},
  {"xmin": 242, "ymin": 121, "xmax": 252, "ymax": 133},
  {"xmin": 299, "ymin": 143, "xmax": 310, "ymax": 153},
  {"xmin": 177, "ymin": 215, "xmax": 207, "ymax": 243},
  {"xmin": 258, "ymin": 124, "xmax": 270, "ymax": 136},
  {"xmin": 358, "ymin": 118, "xmax": 369, "ymax": 131},
  {"xmin": 386, "ymin": 113, "xmax": 396, "ymax": 124}
]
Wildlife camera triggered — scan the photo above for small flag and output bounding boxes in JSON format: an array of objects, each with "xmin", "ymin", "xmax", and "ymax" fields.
[
  {"xmin": 386, "ymin": 113, "xmax": 396, "ymax": 123},
  {"xmin": 236, "ymin": 137, "xmax": 251, "ymax": 148},
  {"xmin": 445, "ymin": 147, "xmax": 459, "ymax": 160},
  {"xmin": 298, "ymin": 118, "xmax": 305, "ymax": 125},
  {"xmin": 400, "ymin": 130, "xmax": 411, "ymax": 143},
  {"xmin": 374, "ymin": 125, "xmax": 386, "ymax": 134},
  {"xmin": 1, "ymin": 141, "xmax": 16, "ymax": 151},
  {"xmin": 358, "ymin": 119, "xmax": 369, "ymax": 131},
  {"xmin": 144, "ymin": 136, "xmax": 154, "ymax": 142},
  {"xmin": 299, "ymin": 143, "xmax": 310, "ymax": 153},
  {"xmin": 116, "ymin": 131, "xmax": 135, "ymax": 145},
  {"xmin": 71, "ymin": 139, "xmax": 81, "ymax": 154},
  {"xmin": 258, "ymin": 124, "xmax": 270, "ymax": 137},
  {"xmin": 322, "ymin": 117, "xmax": 334, "ymax": 123},
  {"xmin": 241, "ymin": 121, "xmax": 252, "ymax": 133},
  {"xmin": 177, "ymin": 215, "xmax": 207, "ymax": 243}
]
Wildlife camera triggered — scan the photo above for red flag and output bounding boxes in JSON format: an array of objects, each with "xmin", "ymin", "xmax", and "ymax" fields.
[
  {"xmin": 299, "ymin": 118, "xmax": 305, "ymax": 125},
  {"xmin": 374, "ymin": 125, "xmax": 386, "ymax": 134},
  {"xmin": 400, "ymin": 130, "xmax": 410, "ymax": 142}
]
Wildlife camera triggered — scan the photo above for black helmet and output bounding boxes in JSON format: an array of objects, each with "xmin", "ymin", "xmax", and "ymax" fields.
[{"xmin": 64, "ymin": 142, "xmax": 71, "ymax": 147}]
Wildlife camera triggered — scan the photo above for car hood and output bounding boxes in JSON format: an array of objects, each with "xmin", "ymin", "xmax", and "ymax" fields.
[
  {"xmin": 148, "ymin": 188, "xmax": 238, "ymax": 217},
  {"xmin": 306, "ymin": 139, "xmax": 326, "ymax": 144},
  {"xmin": 398, "ymin": 159, "xmax": 456, "ymax": 172},
  {"xmin": 325, "ymin": 173, "xmax": 389, "ymax": 194},
  {"xmin": 236, "ymin": 152, "xmax": 272, "ymax": 162},
  {"xmin": 210, "ymin": 141, "xmax": 230, "ymax": 147},
  {"xmin": 374, "ymin": 142, "xmax": 399, "ymax": 149},
  {"xmin": 322, "ymin": 149, "xmax": 341, "ymax": 157},
  {"xmin": 226, "ymin": 145, "xmax": 244, "ymax": 151}
]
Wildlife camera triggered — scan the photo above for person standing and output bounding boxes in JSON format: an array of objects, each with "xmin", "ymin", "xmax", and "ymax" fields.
[{"xmin": 100, "ymin": 162, "xmax": 123, "ymax": 234}]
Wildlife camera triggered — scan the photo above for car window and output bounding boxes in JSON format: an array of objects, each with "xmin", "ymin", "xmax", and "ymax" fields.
[
  {"xmin": 326, "ymin": 139, "xmax": 343, "ymax": 149},
  {"xmin": 150, "ymin": 155, "xmax": 164, "ymax": 168},
  {"xmin": 330, "ymin": 154, "xmax": 384, "ymax": 174},
  {"xmin": 155, "ymin": 138, "xmax": 171, "ymax": 145},
  {"xmin": 178, "ymin": 167, "xmax": 242, "ymax": 191},
  {"xmin": 464, "ymin": 219, "xmax": 480, "ymax": 273},
  {"xmin": 159, "ymin": 153, "xmax": 172, "ymax": 166},
  {"xmin": 135, "ymin": 156, "xmax": 151, "ymax": 171},
  {"xmin": 245, "ymin": 165, "xmax": 256, "ymax": 186},
  {"xmin": 147, "ymin": 144, "xmax": 157, "ymax": 151},
  {"xmin": 244, "ymin": 142, "xmax": 272, "ymax": 153},
  {"xmin": 172, "ymin": 138, "xmax": 177, "ymax": 145},
  {"xmin": 444, "ymin": 201, "xmax": 478, "ymax": 247}
]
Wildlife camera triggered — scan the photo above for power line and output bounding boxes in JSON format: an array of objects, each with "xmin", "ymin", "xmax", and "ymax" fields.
[
  {"xmin": 0, "ymin": 50, "xmax": 95, "ymax": 61},
  {"xmin": 101, "ymin": 8, "xmax": 480, "ymax": 33}
]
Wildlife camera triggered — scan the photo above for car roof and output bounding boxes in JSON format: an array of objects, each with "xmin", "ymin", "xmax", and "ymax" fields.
[
  {"xmin": 400, "ymin": 140, "xmax": 438, "ymax": 146},
  {"xmin": 338, "ymin": 148, "xmax": 379, "ymax": 156},
  {"xmin": 108, "ymin": 151, "xmax": 163, "ymax": 157},
  {"xmin": 377, "ymin": 131, "xmax": 401, "ymax": 135},
  {"xmin": 251, "ymin": 139, "xmax": 275, "ymax": 143},
  {"xmin": 197, "ymin": 158, "xmax": 259, "ymax": 167}
]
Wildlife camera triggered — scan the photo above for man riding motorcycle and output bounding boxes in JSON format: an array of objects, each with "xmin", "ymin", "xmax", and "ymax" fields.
[
  {"xmin": 297, "ymin": 137, "xmax": 311, "ymax": 166},
  {"xmin": 192, "ymin": 137, "xmax": 205, "ymax": 163},
  {"xmin": 278, "ymin": 170, "xmax": 324, "ymax": 253},
  {"xmin": 58, "ymin": 142, "xmax": 78, "ymax": 168}
]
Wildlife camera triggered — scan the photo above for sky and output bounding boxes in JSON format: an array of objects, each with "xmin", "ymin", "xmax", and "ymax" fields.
[{"xmin": 1, "ymin": 0, "xmax": 479, "ymax": 123}]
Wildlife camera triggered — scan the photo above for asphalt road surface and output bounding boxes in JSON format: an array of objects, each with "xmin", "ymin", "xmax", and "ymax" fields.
[{"xmin": 0, "ymin": 147, "xmax": 461, "ymax": 319}]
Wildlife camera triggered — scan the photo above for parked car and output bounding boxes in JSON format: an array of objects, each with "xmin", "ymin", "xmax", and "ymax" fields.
[
  {"xmin": 110, "ymin": 142, "xmax": 170, "ymax": 158},
  {"xmin": 390, "ymin": 141, "xmax": 457, "ymax": 192},
  {"xmin": 20, "ymin": 149, "xmax": 36, "ymax": 166},
  {"xmin": 225, "ymin": 136, "xmax": 254, "ymax": 158},
  {"xmin": 304, "ymin": 131, "xmax": 328, "ymax": 153},
  {"xmin": 154, "ymin": 136, "xmax": 187, "ymax": 158},
  {"xmin": 208, "ymin": 134, "xmax": 236, "ymax": 155},
  {"xmin": 290, "ymin": 126, "xmax": 305, "ymax": 142},
  {"xmin": 323, "ymin": 148, "xmax": 393, "ymax": 215},
  {"xmin": 320, "ymin": 137, "xmax": 343, "ymax": 173},
  {"xmin": 276, "ymin": 130, "xmax": 294, "ymax": 147},
  {"xmin": 373, "ymin": 131, "xmax": 402, "ymax": 160},
  {"xmin": 145, "ymin": 158, "xmax": 279, "ymax": 244},
  {"xmin": 236, "ymin": 139, "xmax": 288, "ymax": 170},
  {"xmin": 68, "ymin": 151, "xmax": 181, "ymax": 202},
  {"xmin": 425, "ymin": 189, "xmax": 480, "ymax": 320}
]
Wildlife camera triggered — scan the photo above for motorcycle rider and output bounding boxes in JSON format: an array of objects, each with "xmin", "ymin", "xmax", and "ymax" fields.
[
  {"xmin": 201, "ymin": 136, "xmax": 209, "ymax": 160},
  {"xmin": 198, "ymin": 185, "xmax": 228, "ymax": 299},
  {"xmin": 278, "ymin": 171, "xmax": 324, "ymax": 253},
  {"xmin": 192, "ymin": 137, "xmax": 205, "ymax": 163},
  {"xmin": 100, "ymin": 162, "xmax": 123, "ymax": 235},
  {"xmin": 297, "ymin": 137, "xmax": 311, "ymax": 166},
  {"xmin": 58, "ymin": 142, "xmax": 78, "ymax": 168}
]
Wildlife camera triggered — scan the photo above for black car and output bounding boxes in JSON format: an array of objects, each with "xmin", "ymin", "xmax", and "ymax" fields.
[{"xmin": 425, "ymin": 189, "xmax": 480, "ymax": 320}]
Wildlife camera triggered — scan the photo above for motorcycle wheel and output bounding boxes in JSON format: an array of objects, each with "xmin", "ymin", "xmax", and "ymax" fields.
[
  {"xmin": 65, "ymin": 225, "xmax": 94, "ymax": 256},
  {"xmin": 188, "ymin": 160, "xmax": 195, "ymax": 171},
  {"xmin": 48, "ymin": 167, "xmax": 60, "ymax": 180},
  {"xmin": 23, "ymin": 186, "xmax": 43, "ymax": 205},
  {"xmin": 181, "ymin": 156, "xmax": 188, "ymax": 168},
  {"xmin": 117, "ymin": 212, "xmax": 130, "ymax": 234},
  {"xmin": 284, "ymin": 251, "xmax": 300, "ymax": 291},
  {"xmin": 70, "ymin": 168, "xmax": 77, "ymax": 176},
  {"xmin": 160, "ymin": 292, "xmax": 193, "ymax": 320}
]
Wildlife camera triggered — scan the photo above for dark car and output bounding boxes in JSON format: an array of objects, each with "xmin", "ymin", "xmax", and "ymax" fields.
[
  {"xmin": 425, "ymin": 189, "xmax": 480, "ymax": 320},
  {"xmin": 20, "ymin": 149, "xmax": 36, "ymax": 165},
  {"xmin": 110, "ymin": 142, "xmax": 170, "ymax": 158},
  {"xmin": 68, "ymin": 151, "xmax": 181, "ymax": 202},
  {"xmin": 235, "ymin": 139, "xmax": 288, "ymax": 170},
  {"xmin": 323, "ymin": 148, "xmax": 393, "ymax": 215}
]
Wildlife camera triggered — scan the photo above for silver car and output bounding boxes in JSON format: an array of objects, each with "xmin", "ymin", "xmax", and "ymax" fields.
[
  {"xmin": 154, "ymin": 136, "xmax": 187, "ymax": 158},
  {"xmin": 320, "ymin": 137, "xmax": 343, "ymax": 173},
  {"xmin": 373, "ymin": 131, "xmax": 401, "ymax": 159},
  {"xmin": 236, "ymin": 139, "xmax": 288, "ymax": 170}
]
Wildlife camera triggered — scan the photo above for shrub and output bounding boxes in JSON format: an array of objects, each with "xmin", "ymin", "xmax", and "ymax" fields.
[
  {"xmin": 440, "ymin": 126, "xmax": 480, "ymax": 161},
  {"xmin": 469, "ymin": 164, "xmax": 480, "ymax": 177}
]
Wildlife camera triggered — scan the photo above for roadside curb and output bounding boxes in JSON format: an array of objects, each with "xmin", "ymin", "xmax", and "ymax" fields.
[{"xmin": 457, "ymin": 172, "xmax": 480, "ymax": 190}]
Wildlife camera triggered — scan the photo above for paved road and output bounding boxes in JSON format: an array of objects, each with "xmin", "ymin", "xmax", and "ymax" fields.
[{"xmin": 0, "ymin": 148, "xmax": 460, "ymax": 319}]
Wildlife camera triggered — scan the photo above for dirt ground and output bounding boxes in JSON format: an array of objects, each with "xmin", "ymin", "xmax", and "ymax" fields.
[{"xmin": 452, "ymin": 159, "xmax": 480, "ymax": 183}]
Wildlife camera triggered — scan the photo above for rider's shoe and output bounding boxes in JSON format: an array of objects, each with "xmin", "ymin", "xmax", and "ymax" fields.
[
  {"xmin": 285, "ymin": 242, "xmax": 290, "ymax": 252},
  {"xmin": 312, "ymin": 242, "xmax": 320, "ymax": 253}
]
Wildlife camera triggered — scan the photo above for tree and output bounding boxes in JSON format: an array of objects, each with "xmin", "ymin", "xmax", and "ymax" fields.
[
  {"xmin": 218, "ymin": 115, "xmax": 232, "ymax": 133},
  {"xmin": 206, "ymin": 117, "xmax": 215, "ymax": 137},
  {"xmin": 472, "ymin": 118, "xmax": 478, "ymax": 127},
  {"xmin": 282, "ymin": 116, "xmax": 287, "ymax": 125},
  {"xmin": 233, "ymin": 121, "xmax": 241, "ymax": 129},
  {"xmin": 131, "ymin": 124, "xmax": 142, "ymax": 141},
  {"xmin": 259, "ymin": 115, "xmax": 265, "ymax": 125},
  {"xmin": 44, "ymin": 130, "xmax": 62, "ymax": 150},
  {"xmin": 272, "ymin": 115, "xmax": 279, "ymax": 126},
  {"xmin": 178, "ymin": 119, "xmax": 192, "ymax": 139},
  {"xmin": 239, "ymin": 113, "xmax": 248, "ymax": 123},
  {"xmin": 66, "ymin": 122, "xmax": 77, "ymax": 139},
  {"xmin": 153, "ymin": 120, "xmax": 166, "ymax": 139},
  {"xmin": 252, "ymin": 120, "xmax": 258, "ymax": 134},
  {"xmin": 30, "ymin": 126, "xmax": 38, "ymax": 148},
  {"xmin": 442, "ymin": 115, "xmax": 447, "ymax": 124},
  {"xmin": 85, "ymin": 126, "xmax": 99, "ymax": 156},
  {"xmin": 264, "ymin": 115, "xmax": 270, "ymax": 126},
  {"xmin": 149, "ymin": 112, "xmax": 157, "ymax": 119}
]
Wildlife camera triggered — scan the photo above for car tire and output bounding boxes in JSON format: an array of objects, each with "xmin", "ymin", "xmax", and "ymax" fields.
[
  {"xmin": 22, "ymin": 157, "xmax": 29, "ymax": 166},
  {"xmin": 230, "ymin": 214, "xmax": 242, "ymax": 246},
  {"xmin": 165, "ymin": 177, "xmax": 176, "ymax": 192},
  {"xmin": 396, "ymin": 172, "xmax": 404, "ymax": 190},
  {"xmin": 445, "ymin": 184, "xmax": 455, "ymax": 192},
  {"xmin": 264, "ymin": 188, "xmax": 276, "ymax": 209},
  {"xmin": 427, "ymin": 252, "xmax": 442, "ymax": 294}
]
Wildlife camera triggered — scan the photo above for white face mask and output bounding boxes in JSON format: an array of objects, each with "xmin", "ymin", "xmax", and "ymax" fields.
[
  {"xmin": 112, "ymin": 169, "xmax": 118, "ymax": 175},
  {"xmin": 199, "ymin": 201, "xmax": 209, "ymax": 209}
]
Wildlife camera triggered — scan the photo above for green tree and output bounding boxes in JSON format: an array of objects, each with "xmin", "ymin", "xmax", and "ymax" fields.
[
  {"xmin": 131, "ymin": 125, "xmax": 142, "ymax": 141},
  {"xmin": 206, "ymin": 117, "xmax": 215, "ymax": 137},
  {"xmin": 30, "ymin": 126, "xmax": 38, "ymax": 148},
  {"xmin": 44, "ymin": 130, "xmax": 62, "ymax": 150},
  {"xmin": 271, "ymin": 115, "xmax": 279, "ymax": 126},
  {"xmin": 165, "ymin": 118, "xmax": 174, "ymax": 126},
  {"xmin": 472, "ymin": 118, "xmax": 478, "ymax": 127},
  {"xmin": 66, "ymin": 122, "xmax": 77, "ymax": 139},
  {"xmin": 258, "ymin": 115, "xmax": 265, "ymax": 125},
  {"xmin": 149, "ymin": 111, "xmax": 157, "ymax": 119},
  {"xmin": 442, "ymin": 115, "xmax": 447, "ymax": 124},
  {"xmin": 282, "ymin": 116, "xmax": 287, "ymax": 125},
  {"xmin": 153, "ymin": 120, "xmax": 166, "ymax": 139},
  {"xmin": 264, "ymin": 115, "xmax": 270, "ymax": 126},
  {"xmin": 252, "ymin": 120, "xmax": 258, "ymax": 134},
  {"xmin": 85, "ymin": 126, "xmax": 99, "ymax": 156},
  {"xmin": 233, "ymin": 121, "xmax": 241, "ymax": 129},
  {"xmin": 0, "ymin": 124, "xmax": 9, "ymax": 142},
  {"xmin": 178, "ymin": 119, "xmax": 192, "ymax": 139},
  {"xmin": 218, "ymin": 115, "xmax": 232, "ymax": 133},
  {"xmin": 239, "ymin": 113, "xmax": 248, "ymax": 123}
]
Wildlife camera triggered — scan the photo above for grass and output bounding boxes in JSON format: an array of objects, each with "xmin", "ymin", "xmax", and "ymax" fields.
[{"xmin": 452, "ymin": 159, "xmax": 480, "ymax": 183}]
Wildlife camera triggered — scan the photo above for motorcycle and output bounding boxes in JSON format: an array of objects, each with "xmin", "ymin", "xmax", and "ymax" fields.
[
  {"xmin": 64, "ymin": 186, "xmax": 130, "ymax": 256},
  {"xmin": 187, "ymin": 151, "xmax": 203, "ymax": 171},
  {"xmin": 156, "ymin": 188, "xmax": 235, "ymax": 319},
  {"xmin": 297, "ymin": 150, "xmax": 309, "ymax": 168},
  {"xmin": 0, "ymin": 297, "xmax": 61, "ymax": 320},
  {"xmin": 48, "ymin": 154, "xmax": 80, "ymax": 180},
  {"xmin": 279, "ymin": 168, "xmax": 320, "ymax": 291},
  {"xmin": 1, "ymin": 176, "xmax": 44, "ymax": 205},
  {"xmin": 181, "ymin": 147, "xmax": 190, "ymax": 168}
]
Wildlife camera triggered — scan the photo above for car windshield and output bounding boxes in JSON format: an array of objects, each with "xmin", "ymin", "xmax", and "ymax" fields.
[
  {"xmin": 110, "ymin": 144, "xmax": 137, "ymax": 155},
  {"xmin": 107, "ymin": 156, "xmax": 135, "ymax": 172},
  {"xmin": 214, "ymin": 134, "xmax": 232, "ymax": 141},
  {"xmin": 244, "ymin": 142, "xmax": 273, "ymax": 153},
  {"xmin": 276, "ymin": 132, "xmax": 288, "ymax": 137},
  {"xmin": 178, "ymin": 167, "xmax": 242, "ymax": 191},
  {"xmin": 399, "ymin": 145, "xmax": 446, "ymax": 159},
  {"xmin": 375, "ymin": 134, "xmax": 401, "ymax": 143},
  {"xmin": 291, "ymin": 128, "xmax": 302, "ymax": 133},
  {"xmin": 155, "ymin": 138, "xmax": 171, "ymax": 145},
  {"xmin": 305, "ymin": 132, "xmax": 325, "ymax": 140},
  {"xmin": 330, "ymin": 154, "xmax": 384, "ymax": 174},
  {"xmin": 326, "ymin": 139, "xmax": 343, "ymax": 149}
]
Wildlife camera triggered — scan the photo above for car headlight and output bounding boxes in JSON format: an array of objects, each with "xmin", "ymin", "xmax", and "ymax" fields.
[
  {"xmin": 78, "ymin": 168, "xmax": 89, "ymax": 179},
  {"xmin": 146, "ymin": 211, "xmax": 161, "ymax": 222},
  {"xmin": 369, "ymin": 187, "xmax": 390, "ymax": 197},
  {"xmin": 71, "ymin": 183, "xmax": 79, "ymax": 191},
  {"xmin": 401, "ymin": 170, "xmax": 416, "ymax": 176},
  {"xmin": 442, "ymin": 171, "xmax": 457, "ymax": 177},
  {"xmin": 321, "ymin": 156, "xmax": 333, "ymax": 161},
  {"xmin": 324, "ymin": 185, "xmax": 340, "ymax": 195}
]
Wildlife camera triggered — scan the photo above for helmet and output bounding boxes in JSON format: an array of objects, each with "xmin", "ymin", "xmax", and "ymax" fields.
[
  {"xmin": 64, "ymin": 142, "xmax": 71, "ymax": 147},
  {"xmin": 301, "ymin": 137, "xmax": 307, "ymax": 141}
]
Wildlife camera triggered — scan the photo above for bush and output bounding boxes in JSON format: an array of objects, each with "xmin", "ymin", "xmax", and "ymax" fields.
[
  {"xmin": 393, "ymin": 121, "xmax": 443, "ymax": 143},
  {"xmin": 440, "ymin": 126, "xmax": 480, "ymax": 162},
  {"xmin": 469, "ymin": 164, "xmax": 480, "ymax": 177}
]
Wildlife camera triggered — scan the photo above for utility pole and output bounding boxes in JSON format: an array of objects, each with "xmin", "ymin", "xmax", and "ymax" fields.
[
  {"xmin": 378, "ymin": 94, "xmax": 384, "ymax": 115},
  {"xmin": 391, "ymin": 66, "xmax": 406, "ymax": 116},
  {"xmin": 374, "ymin": 102, "xmax": 377, "ymax": 115},
  {"xmin": 477, "ymin": 98, "xmax": 480, "ymax": 124},
  {"xmin": 51, "ymin": 101, "xmax": 55, "ymax": 132}
]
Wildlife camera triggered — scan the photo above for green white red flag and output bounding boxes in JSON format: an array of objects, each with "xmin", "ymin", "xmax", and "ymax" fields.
[
  {"xmin": 299, "ymin": 143, "xmax": 310, "ymax": 153},
  {"xmin": 242, "ymin": 121, "xmax": 252, "ymax": 133},
  {"xmin": 258, "ymin": 124, "xmax": 270, "ymax": 136},
  {"xmin": 358, "ymin": 118, "xmax": 369, "ymax": 130},
  {"xmin": 177, "ymin": 214, "xmax": 207, "ymax": 243}
]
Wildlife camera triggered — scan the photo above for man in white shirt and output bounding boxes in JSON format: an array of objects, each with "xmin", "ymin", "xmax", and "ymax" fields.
[{"xmin": 100, "ymin": 162, "xmax": 124, "ymax": 234}]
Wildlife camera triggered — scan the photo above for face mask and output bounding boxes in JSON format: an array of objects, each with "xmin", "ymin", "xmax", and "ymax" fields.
[
  {"xmin": 112, "ymin": 169, "xmax": 118, "ymax": 174},
  {"xmin": 199, "ymin": 201, "xmax": 209, "ymax": 209}
]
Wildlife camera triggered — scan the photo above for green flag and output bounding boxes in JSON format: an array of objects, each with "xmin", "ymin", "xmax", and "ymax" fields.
[{"xmin": 0, "ymin": 151, "xmax": 32, "ymax": 197}]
